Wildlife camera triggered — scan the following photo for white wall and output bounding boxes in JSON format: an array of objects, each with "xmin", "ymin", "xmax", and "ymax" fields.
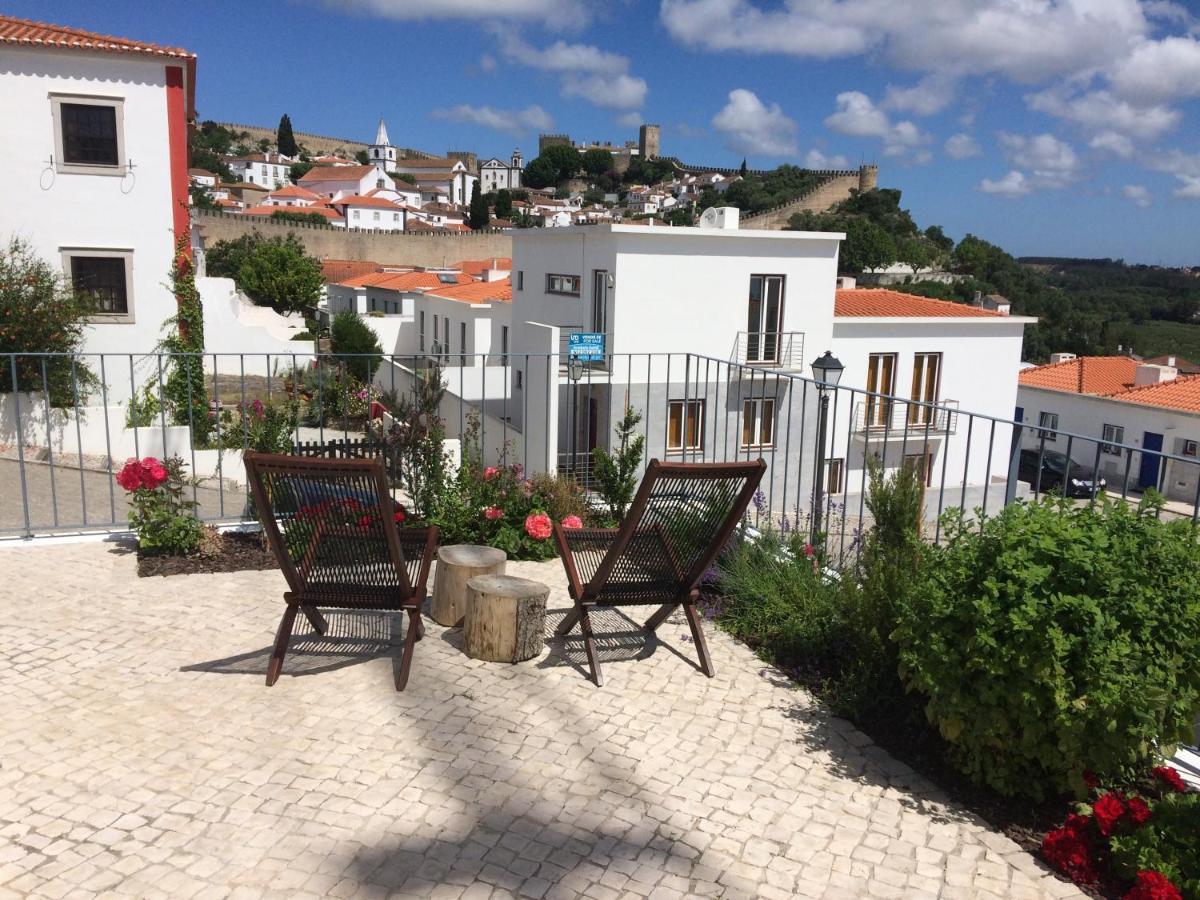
[
  {"xmin": 200, "ymin": 277, "xmax": 309, "ymax": 363},
  {"xmin": 1, "ymin": 47, "xmax": 180, "ymax": 357},
  {"xmin": 344, "ymin": 206, "xmax": 406, "ymax": 232}
]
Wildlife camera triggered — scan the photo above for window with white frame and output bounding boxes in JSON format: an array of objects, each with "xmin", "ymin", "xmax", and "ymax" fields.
[
  {"xmin": 432, "ymin": 314, "xmax": 439, "ymax": 353},
  {"xmin": 546, "ymin": 273, "xmax": 580, "ymax": 295},
  {"xmin": 52, "ymin": 95, "xmax": 124, "ymax": 175},
  {"xmin": 501, "ymin": 326, "xmax": 509, "ymax": 357},
  {"xmin": 741, "ymin": 398, "xmax": 775, "ymax": 449},
  {"xmin": 1037, "ymin": 411, "xmax": 1059, "ymax": 442},
  {"xmin": 443, "ymin": 318, "xmax": 450, "ymax": 359},
  {"xmin": 1184, "ymin": 440, "xmax": 1198, "ymax": 458},
  {"xmin": 1101, "ymin": 423, "xmax": 1125, "ymax": 455},
  {"xmin": 460, "ymin": 321, "xmax": 467, "ymax": 357},
  {"xmin": 826, "ymin": 458, "xmax": 844, "ymax": 494},
  {"xmin": 62, "ymin": 250, "xmax": 133, "ymax": 321},
  {"xmin": 667, "ymin": 399, "xmax": 705, "ymax": 452},
  {"xmin": 517, "ymin": 271, "xmax": 524, "ymax": 291}
]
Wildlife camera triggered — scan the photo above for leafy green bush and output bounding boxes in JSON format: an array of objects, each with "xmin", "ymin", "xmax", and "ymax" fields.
[
  {"xmin": 125, "ymin": 383, "xmax": 161, "ymax": 428},
  {"xmin": 215, "ymin": 400, "xmax": 297, "ymax": 454},
  {"xmin": 289, "ymin": 331, "xmax": 314, "ymax": 342},
  {"xmin": 895, "ymin": 497, "xmax": 1200, "ymax": 799},
  {"xmin": 591, "ymin": 406, "xmax": 645, "ymax": 520},
  {"xmin": 331, "ymin": 311, "xmax": 383, "ymax": 383},
  {"xmin": 115, "ymin": 456, "xmax": 203, "ymax": 556},
  {"xmin": 208, "ymin": 232, "xmax": 322, "ymax": 315},
  {"xmin": 1110, "ymin": 790, "xmax": 1200, "ymax": 897}
]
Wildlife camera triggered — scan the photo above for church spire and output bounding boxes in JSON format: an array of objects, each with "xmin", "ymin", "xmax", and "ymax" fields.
[{"xmin": 374, "ymin": 117, "xmax": 390, "ymax": 147}]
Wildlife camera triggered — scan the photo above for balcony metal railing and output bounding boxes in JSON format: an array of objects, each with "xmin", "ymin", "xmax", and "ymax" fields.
[
  {"xmin": 853, "ymin": 398, "xmax": 959, "ymax": 435},
  {"xmin": 732, "ymin": 331, "xmax": 804, "ymax": 369}
]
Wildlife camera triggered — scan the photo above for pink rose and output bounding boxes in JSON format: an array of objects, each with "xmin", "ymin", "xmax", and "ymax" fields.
[
  {"xmin": 484, "ymin": 506, "xmax": 504, "ymax": 520},
  {"xmin": 560, "ymin": 515, "xmax": 583, "ymax": 529},
  {"xmin": 524, "ymin": 512, "xmax": 552, "ymax": 541},
  {"xmin": 483, "ymin": 466, "xmax": 499, "ymax": 481},
  {"xmin": 149, "ymin": 465, "xmax": 169, "ymax": 486}
]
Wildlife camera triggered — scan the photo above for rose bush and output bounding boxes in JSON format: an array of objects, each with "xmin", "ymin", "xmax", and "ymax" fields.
[{"xmin": 116, "ymin": 456, "xmax": 203, "ymax": 556}]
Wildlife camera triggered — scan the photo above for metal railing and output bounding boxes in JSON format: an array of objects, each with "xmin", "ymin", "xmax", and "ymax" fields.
[
  {"xmin": 732, "ymin": 331, "xmax": 805, "ymax": 369},
  {"xmin": 4, "ymin": 351, "xmax": 1198, "ymax": 564}
]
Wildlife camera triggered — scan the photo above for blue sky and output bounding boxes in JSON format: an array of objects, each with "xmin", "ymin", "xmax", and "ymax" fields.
[{"xmin": 18, "ymin": 0, "xmax": 1200, "ymax": 265}]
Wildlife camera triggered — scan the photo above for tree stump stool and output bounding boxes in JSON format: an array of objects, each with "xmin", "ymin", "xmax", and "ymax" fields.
[
  {"xmin": 463, "ymin": 575, "xmax": 550, "ymax": 663},
  {"xmin": 430, "ymin": 545, "xmax": 506, "ymax": 627}
]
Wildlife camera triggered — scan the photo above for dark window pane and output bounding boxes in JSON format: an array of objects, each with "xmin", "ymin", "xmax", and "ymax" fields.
[
  {"xmin": 71, "ymin": 256, "xmax": 127, "ymax": 313},
  {"xmin": 61, "ymin": 104, "xmax": 119, "ymax": 166}
]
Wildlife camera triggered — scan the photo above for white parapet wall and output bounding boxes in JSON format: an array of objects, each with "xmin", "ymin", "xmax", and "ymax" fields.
[{"xmin": 199, "ymin": 276, "xmax": 314, "ymax": 374}]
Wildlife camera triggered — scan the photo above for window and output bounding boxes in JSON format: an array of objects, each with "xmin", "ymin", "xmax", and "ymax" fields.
[
  {"xmin": 419, "ymin": 311, "xmax": 426, "ymax": 352},
  {"xmin": 432, "ymin": 314, "xmax": 438, "ymax": 353},
  {"xmin": 1101, "ymin": 424, "xmax": 1125, "ymax": 455},
  {"xmin": 741, "ymin": 398, "xmax": 775, "ymax": 449},
  {"xmin": 667, "ymin": 399, "xmax": 705, "ymax": 452},
  {"xmin": 746, "ymin": 274, "xmax": 785, "ymax": 363},
  {"xmin": 63, "ymin": 251, "xmax": 132, "ymax": 320},
  {"xmin": 501, "ymin": 326, "xmax": 509, "ymax": 357},
  {"xmin": 373, "ymin": 211, "xmax": 380, "ymax": 222},
  {"xmin": 865, "ymin": 353, "xmax": 897, "ymax": 428},
  {"xmin": 592, "ymin": 270, "xmax": 609, "ymax": 334},
  {"xmin": 443, "ymin": 318, "xmax": 450, "ymax": 359},
  {"xmin": 826, "ymin": 458, "xmax": 844, "ymax": 494},
  {"xmin": 517, "ymin": 271, "xmax": 524, "ymax": 291},
  {"xmin": 393, "ymin": 213, "xmax": 399, "ymax": 222},
  {"xmin": 1184, "ymin": 440, "xmax": 1198, "ymax": 458},
  {"xmin": 515, "ymin": 369, "xmax": 523, "ymax": 390},
  {"xmin": 908, "ymin": 353, "xmax": 942, "ymax": 425},
  {"xmin": 1037, "ymin": 411, "xmax": 1059, "ymax": 442},
  {"xmin": 53, "ymin": 97, "xmax": 123, "ymax": 174},
  {"xmin": 460, "ymin": 321, "xmax": 467, "ymax": 357},
  {"xmin": 546, "ymin": 273, "xmax": 581, "ymax": 295}
]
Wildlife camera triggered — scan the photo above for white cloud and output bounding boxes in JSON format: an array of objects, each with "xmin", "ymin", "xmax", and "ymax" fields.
[
  {"xmin": 1108, "ymin": 36, "xmax": 1200, "ymax": 105},
  {"xmin": 329, "ymin": 0, "xmax": 590, "ymax": 29},
  {"xmin": 997, "ymin": 132, "xmax": 1079, "ymax": 187},
  {"xmin": 944, "ymin": 133, "xmax": 981, "ymax": 159},
  {"xmin": 805, "ymin": 149, "xmax": 851, "ymax": 169},
  {"xmin": 1026, "ymin": 87, "xmax": 1180, "ymax": 141},
  {"xmin": 1146, "ymin": 149, "xmax": 1200, "ymax": 198},
  {"xmin": 478, "ymin": 54, "xmax": 497, "ymax": 73},
  {"xmin": 711, "ymin": 89, "xmax": 798, "ymax": 157},
  {"xmin": 431, "ymin": 104, "xmax": 553, "ymax": 137},
  {"xmin": 497, "ymin": 33, "xmax": 648, "ymax": 111},
  {"xmin": 979, "ymin": 170, "xmax": 1031, "ymax": 197},
  {"xmin": 1175, "ymin": 177, "xmax": 1200, "ymax": 199},
  {"xmin": 616, "ymin": 111, "xmax": 644, "ymax": 129},
  {"xmin": 824, "ymin": 91, "xmax": 930, "ymax": 161},
  {"xmin": 1090, "ymin": 131, "xmax": 1135, "ymax": 158},
  {"xmin": 884, "ymin": 74, "xmax": 956, "ymax": 116},
  {"xmin": 1123, "ymin": 184, "xmax": 1152, "ymax": 207}
]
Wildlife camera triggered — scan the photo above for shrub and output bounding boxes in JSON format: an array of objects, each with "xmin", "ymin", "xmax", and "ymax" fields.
[
  {"xmin": 289, "ymin": 331, "xmax": 314, "ymax": 342},
  {"xmin": 895, "ymin": 497, "xmax": 1200, "ymax": 799},
  {"xmin": 125, "ymin": 383, "xmax": 161, "ymax": 428},
  {"xmin": 116, "ymin": 456, "xmax": 203, "ymax": 556},
  {"xmin": 591, "ymin": 405, "xmax": 645, "ymax": 520},
  {"xmin": 216, "ymin": 399, "xmax": 297, "ymax": 454},
  {"xmin": 330, "ymin": 311, "xmax": 383, "ymax": 383},
  {"xmin": 209, "ymin": 232, "xmax": 322, "ymax": 315},
  {"xmin": 159, "ymin": 240, "xmax": 210, "ymax": 444}
]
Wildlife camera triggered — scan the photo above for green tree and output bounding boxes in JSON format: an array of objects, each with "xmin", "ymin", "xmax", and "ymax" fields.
[
  {"xmin": 231, "ymin": 234, "xmax": 323, "ymax": 315},
  {"xmin": 540, "ymin": 144, "xmax": 583, "ymax": 182},
  {"xmin": 159, "ymin": 239, "xmax": 210, "ymax": 443},
  {"xmin": 270, "ymin": 210, "xmax": 327, "ymax": 226},
  {"xmin": 188, "ymin": 120, "xmax": 244, "ymax": 180},
  {"xmin": 591, "ymin": 406, "xmax": 646, "ymax": 520},
  {"xmin": 276, "ymin": 113, "xmax": 298, "ymax": 157},
  {"xmin": 330, "ymin": 311, "xmax": 383, "ymax": 383},
  {"xmin": 494, "ymin": 188, "xmax": 513, "ymax": 219},
  {"xmin": 256, "ymin": 137, "xmax": 271, "ymax": 153},
  {"xmin": 289, "ymin": 160, "xmax": 314, "ymax": 182},
  {"xmin": 188, "ymin": 182, "xmax": 216, "ymax": 210},
  {"xmin": 840, "ymin": 218, "xmax": 898, "ymax": 273},
  {"xmin": 354, "ymin": 149, "xmax": 369, "ymax": 165},
  {"xmin": 468, "ymin": 181, "xmax": 489, "ymax": 230},
  {"xmin": 522, "ymin": 156, "xmax": 559, "ymax": 189},
  {"xmin": 924, "ymin": 224, "xmax": 954, "ymax": 254},
  {"xmin": 739, "ymin": 158, "xmax": 748, "ymax": 176},
  {"xmin": 582, "ymin": 148, "xmax": 614, "ymax": 178}
]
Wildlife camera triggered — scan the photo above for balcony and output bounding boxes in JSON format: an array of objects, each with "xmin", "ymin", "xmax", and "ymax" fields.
[
  {"xmin": 732, "ymin": 331, "xmax": 804, "ymax": 370},
  {"xmin": 852, "ymin": 398, "xmax": 959, "ymax": 436}
]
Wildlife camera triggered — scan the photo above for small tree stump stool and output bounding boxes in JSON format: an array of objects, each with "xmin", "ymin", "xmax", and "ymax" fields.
[
  {"xmin": 430, "ymin": 545, "xmax": 506, "ymax": 627},
  {"xmin": 463, "ymin": 575, "xmax": 550, "ymax": 663}
]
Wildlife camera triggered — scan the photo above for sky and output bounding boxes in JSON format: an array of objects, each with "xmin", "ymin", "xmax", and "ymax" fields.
[{"xmin": 15, "ymin": 0, "xmax": 1200, "ymax": 265}]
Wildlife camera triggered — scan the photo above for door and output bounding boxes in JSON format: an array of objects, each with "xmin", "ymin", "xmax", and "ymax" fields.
[
  {"xmin": 908, "ymin": 353, "xmax": 941, "ymax": 425},
  {"xmin": 1139, "ymin": 431, "xmax": 1164, "ymax": 490},
  {"xmin": 747, "ymin": 275, "xmax": 784, "ymax": 363},
  {"xmin": 866, "ymin": 353, "xmax": 897, "ymax": 428},
  {"xmin": 591, "ymin": 270, "xmax": 608, "ymax": 335}
]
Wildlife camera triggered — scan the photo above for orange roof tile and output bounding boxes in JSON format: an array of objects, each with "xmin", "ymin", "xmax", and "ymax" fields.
[
  {"xmin": 456, "ymin": 257, "xmax": 512, "ymax": 277},
  {"xmin": 834, "ymin": 289, "xmax": 1005, "ymax": 318},
  {"xmin": 1111, "ymin": 376, "xmax": 1200, "ymax": 413},
  {"xmin": 0, "ymin": 15, "xmax": 193, "ymax": 59},
  {"xmin": 297, "ymin": 165, "xmax": 378, "ymax": 183},
  {"xmin": 336, "ymin": 271, "xmax": 472, "ymax": 291},
  {"xmin": 1018, "ymin": 357, "xmax": 1140, "ymax": 395},
  {"xmin": 425, "ymin": 278, "xmax": 512, "ymax": 305},
  {"xmin": 269, "ymin": 184, "xmax": 321, "ymax": 200},
  {"xmin": 332, "ymin": 194, "xmax": 404, "ymax": 210},
  {"xmin": 322, "ymin": 259, "xmax": 381, "ymax": 283}
]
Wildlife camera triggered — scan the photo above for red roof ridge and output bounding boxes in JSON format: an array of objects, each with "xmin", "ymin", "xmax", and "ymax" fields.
[{"xmin": 0, "ymin": 14, "xmax": 194, "ymax": 58}]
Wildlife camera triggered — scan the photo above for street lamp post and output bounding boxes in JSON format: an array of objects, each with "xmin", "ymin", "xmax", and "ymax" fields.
[
  {"xmin": 567, "ymin": 355, "xmax": 584, "ymax": 475},
  {"xmin": 809, "ymin": 350, "xmax": 845, "ymax": 546}
]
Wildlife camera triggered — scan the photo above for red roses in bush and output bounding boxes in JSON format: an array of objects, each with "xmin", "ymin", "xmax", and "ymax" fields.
[{"xmin": 115, "ymin": 456, "xmax": 169, "ymax": 492}]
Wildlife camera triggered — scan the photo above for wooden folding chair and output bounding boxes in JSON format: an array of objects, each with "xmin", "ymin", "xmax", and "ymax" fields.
[
  {"xmin": 243, "ymin": 451, "xmax": 438, "ymax": 691},
  {"xmin": 553, "ymin": 459, "xmax": 766, "ymax": 685}
]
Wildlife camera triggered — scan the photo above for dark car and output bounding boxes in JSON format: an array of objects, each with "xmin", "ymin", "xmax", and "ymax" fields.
[{"xmin": 1018, "ymin": 448, "xmax": 1107, "ymax": 498}]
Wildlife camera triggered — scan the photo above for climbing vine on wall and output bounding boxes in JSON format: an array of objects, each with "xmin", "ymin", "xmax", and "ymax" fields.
[{"xmin": 159, "ymin": 237, "xmax": 211, "ymax": 444}]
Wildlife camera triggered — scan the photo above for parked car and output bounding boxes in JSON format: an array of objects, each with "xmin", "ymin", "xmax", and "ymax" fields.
[{"xmin": 1018, "ymin": 448, "xmax": 1107, "ymax": 498}]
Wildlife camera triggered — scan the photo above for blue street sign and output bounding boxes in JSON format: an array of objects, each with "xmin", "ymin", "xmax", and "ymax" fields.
[{"xmin": 568, "ymin": 332, "xmax": 605, "ymax": 362}]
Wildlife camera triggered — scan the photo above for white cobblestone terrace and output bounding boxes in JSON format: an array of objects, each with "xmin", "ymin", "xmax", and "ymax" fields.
[{"xmin": 0, "ymin": 540, "xmax": 1083, "ymax": 899}]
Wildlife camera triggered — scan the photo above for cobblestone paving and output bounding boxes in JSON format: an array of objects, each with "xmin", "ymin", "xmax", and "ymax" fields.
[{"xmin": 0, "ymin": 541, "xmax": 1082, "ymax": 899}]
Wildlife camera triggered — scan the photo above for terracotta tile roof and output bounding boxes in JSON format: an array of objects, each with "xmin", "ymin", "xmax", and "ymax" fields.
[
  {"xmin": 1111, "ymin": 376, "xmax": 1200, "ymax": 413},
  {"xmin": 188, "ymin": 168, "xmax": 215, "ymax": 177},
  {"xmin": 297, "ymin": 165, "xmax": 378, "ymax": 183},
  {"xmin": 0, "ymin": 15, "xmax": 193, "ymax": 59},
  {"xmin": 456, "ymin": 257, "xmax": 512, "ymax": 277},
  {"xmin": 834, "ymin": 289, "xmax": 1005, "ymax": 318},
  {"xmin": 336, "ymin": 271, "xmax": 472, "ymax": 291},
  {"xmin": 331, "ymin": 195, "xmax": 404, "ymax": 210},
  {"xmin": 1144, "ymin": 354, "xmax": 1200, "ymax": 374},
  {"xmin": 268, "ymin": 184, "xmax": 320, "ymax": 200},
  {"xmin": 321, "ymin": 259, "xmax": 380, "ymax": 284},
  {"xmin": 425, "ymin": 278, "xmax": 512, "ymax": 305},
  {"xmin": 241, "ymin": 204, "xmax": 343, "ymax": 221},
  {"xmin": 394, "ymin": 157, "xmax": 458, "ymax": 168},
  {"xmin": 1018, "ymin": 357, "xmax": 1140, "ymax": 395}
]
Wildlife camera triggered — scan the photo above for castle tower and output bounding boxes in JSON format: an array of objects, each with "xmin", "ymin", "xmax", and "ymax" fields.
[
  {"xmin": 859, "ymin": 163, "xmax": 878, "ymax": 192},
  {"xmin": 638, "ymin": 124, "xmax": 661, "ymax": 159},
  {"xmin": 370, "ymin": 117, "xmax": 396, "ymax": 173}
]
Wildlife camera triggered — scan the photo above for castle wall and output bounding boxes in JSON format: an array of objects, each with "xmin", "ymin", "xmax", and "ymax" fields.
[{"xmin": 215, "ymin": 122, "xmax": 436, "ymax": 160}]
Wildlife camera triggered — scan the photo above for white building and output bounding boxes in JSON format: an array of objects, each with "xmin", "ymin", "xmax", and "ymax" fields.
[
  {"xmin": 297, "ymin": 165, "xmax": 394, "ymax": 200},
  {"xmin": 1017, "ymin": 355, "xmax": 1200, "ymax": 502},
  {"xmin": 227, "ymin": 151, "xmax": 291, "ymax": 188},
  {"xmin": 479, "ymin": 150, "xmax": 523, "ymax": 192},
  {"xmin": 392, "ymin": 157, "xmax": 478, "ymax": 207},
  {"xmin": 331, "ymin": 195, "xmax": 407, "ymax": 231},
  {"xmin": 368, "ymin": 117, "xmax": 396, "ymax": 173},
  {"xmin": 0, "ymin": 15, "xmax": 196, "ymax": 358}
]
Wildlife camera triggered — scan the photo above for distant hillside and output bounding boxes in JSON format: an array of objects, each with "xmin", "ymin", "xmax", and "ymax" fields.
[{"xmin": 214, "ymin": 121, "xmax": 437, "ymax": 160}]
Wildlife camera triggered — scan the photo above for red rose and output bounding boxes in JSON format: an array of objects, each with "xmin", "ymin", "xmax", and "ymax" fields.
[
  {"xmin": 1083, "ymin": 770, "xmax": 1099, "ymax": 789},
  {"xmin": 484, "ymin": 506, "xmax": 504, "ymax": 521},
  {"xmin": 1151, "ymin": 766, "xmax": 1187, "ymax": 794},
  {"xmin": 393, "ymin": 510, "xmax": 406, "ymax": 524},
  {"xmin": 560, "ymin": 515, "xmax": 583, "ymax": 529},
  {"xmin": 524, "ymin": 512, "xmax": 552, "ymax": 541},
  {"xmin": 483, "ymin": 466, "xmax": 499, "ymax": 480},
  {"xmin": 358, "ymin": 515, "xmax": 372, "ymax": 530},
  {"xmin": 1125, "ymin": 796, "xmax": 1152, "ymax": 826},
  {"xmin": 1093, "ymin": 791, "xmax": 1126, "ymax": 837},
  {"xmin": 149, "ymin": 465, "xmax": 169, "ymax": 486},
  {"xmin": 1042, "ymin": 824, "xmax": 1098, "ymax": 884},
  {"xmin": 1124, "ymin": 870, "xmax": 1182, "ymax": 900},
  {"xmin": 803, "ymin": 543, "xmax": 815, "ymax": 558},
  {"xmin": 115, "ymin": 459, "xmax": 143, "ymax": 492}
]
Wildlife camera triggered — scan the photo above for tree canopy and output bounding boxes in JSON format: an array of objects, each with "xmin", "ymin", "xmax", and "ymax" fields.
[
  {"xmin": 468, "ymin": 181, "xmax": 489, "ymax": 230},
  {"xmin": 276, "ymin": 114, "xmax": 298, "ymax": 157},
  {"xmin": 207, "ymin": 232, "xmax": 322, "ymax": 316}
]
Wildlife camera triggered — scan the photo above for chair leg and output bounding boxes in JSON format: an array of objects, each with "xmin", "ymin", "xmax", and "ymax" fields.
[
  {"xmin": 578, "ymin": 606, "xmax": 603, "ymax": 687},
  {"xmin": 555, "ymin": 605, "xmax": 581, "ymax": 637},
  {"xmin": 301, "ymin": 604, "xmax": 327, "ymax": 635},
  {"xmin": 395, "ymin": 608, "xmax": 421, "ymax": 691},
  {"xmin": 683, "ymin": 601, "xmax": 715, "ymax": 678},
  {"xmin": 643, "ymin": 603, "xmax": 678, "ymax": 632},
  {"xmin": 267, "ymin": 604, "xmax": 299, "ymax": 687}
]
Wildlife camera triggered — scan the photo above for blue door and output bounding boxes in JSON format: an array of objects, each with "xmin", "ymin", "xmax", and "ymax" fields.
[{"xmin": 1139, "ymin": 432, "xmax": 1164, "ymax": 490}]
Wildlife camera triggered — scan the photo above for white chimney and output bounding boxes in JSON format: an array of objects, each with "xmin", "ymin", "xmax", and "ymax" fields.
[
  {"xmin": 1134, "ymin": 363, "xmax": 1178, "ymax": 386},
  {"xmin": 837, "ymin": 276, "xmax": 857, "ymax": 290},
  {"xmin": 1049, "ymin": 352, "xmax": 1077, "ymax": 364}
]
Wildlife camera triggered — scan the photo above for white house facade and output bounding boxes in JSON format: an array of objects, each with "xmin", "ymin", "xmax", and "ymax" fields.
[
  {"xmin": 479, "ymin": 150, "xmax": 523, "ymax": 192},
  {"xmin": 297, "ymin": 165, "xmax": 394, "ymax": 200},
  {"xmin": 227, "ymin": 151, "xmax": 291, "ymax": 188}
]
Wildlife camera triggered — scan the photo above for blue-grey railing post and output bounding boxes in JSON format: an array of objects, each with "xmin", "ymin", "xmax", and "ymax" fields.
[
  {"xmin": 1004, "ymin": 407, "xmax": 1023, "ymax": 506},
  {"xmin": 811, "ymin": 387, "xmax": 831, "ymax": 545},
  {"xmin": 10, "ymin": 354, "xmax": 34, "ymax": 537}
]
